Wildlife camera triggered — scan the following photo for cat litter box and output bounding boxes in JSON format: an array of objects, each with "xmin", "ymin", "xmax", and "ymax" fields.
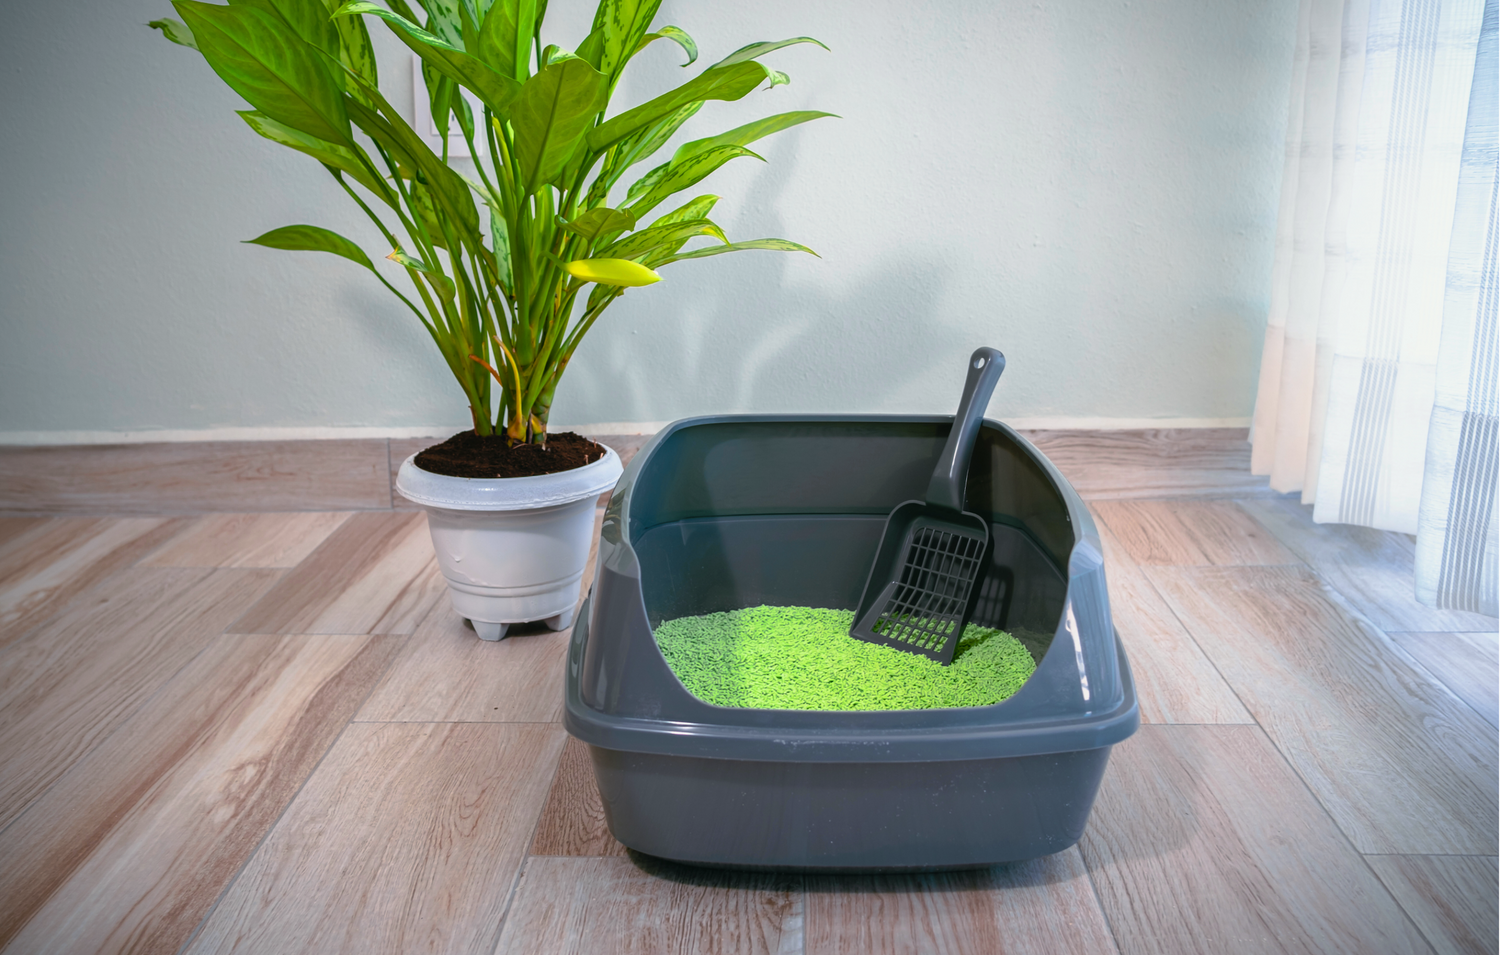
[{"xmin": 563, "ymin": 415, "xmax": 1138, "ymax": 870}]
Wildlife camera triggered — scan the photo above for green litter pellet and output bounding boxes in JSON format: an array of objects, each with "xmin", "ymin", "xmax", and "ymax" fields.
[{"xmin": 653, "ymin": 605, "xmax": 1038, "ymax": 711}]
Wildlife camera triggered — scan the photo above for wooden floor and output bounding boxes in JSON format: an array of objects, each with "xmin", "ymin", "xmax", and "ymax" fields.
[{"xmin": 0, "ymin": 431, "xmax": 1495, "ymax": 955}]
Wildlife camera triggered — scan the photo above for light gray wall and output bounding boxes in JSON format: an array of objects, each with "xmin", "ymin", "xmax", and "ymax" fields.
[{"xmin": 0, "ymin": 0, "xmax": 1296, "ymax": 439}]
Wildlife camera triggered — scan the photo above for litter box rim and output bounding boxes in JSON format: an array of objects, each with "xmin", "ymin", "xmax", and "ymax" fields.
[
  {"xmin": 564, "ymin": 591, "xmax": 1139, "ymax": 763},
  {"xmin": 564, "ymin": 413, "xmax": 1139, "ymax": 764}
]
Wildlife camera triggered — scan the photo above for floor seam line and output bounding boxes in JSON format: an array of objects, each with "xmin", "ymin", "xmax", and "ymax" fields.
[{"xmin": 172, "ymin": 630, "xmax": 410, "ymax": 955}]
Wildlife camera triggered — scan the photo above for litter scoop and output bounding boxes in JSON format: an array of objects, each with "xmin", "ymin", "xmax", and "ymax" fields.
[{"xmin": 849, "ymin": 346, "xmax": 1006, "ymax": 664}]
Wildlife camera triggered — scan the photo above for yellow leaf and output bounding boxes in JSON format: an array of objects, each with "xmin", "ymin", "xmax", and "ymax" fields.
[{"xmin": 564, "ymin": 257, "xmax": 662, "ymax": 287}]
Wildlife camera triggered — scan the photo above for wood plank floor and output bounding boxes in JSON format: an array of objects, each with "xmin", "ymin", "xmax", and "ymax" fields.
[{"xmin": 0, "ymin": 432, "xmax": 1494, "ymax": 954}]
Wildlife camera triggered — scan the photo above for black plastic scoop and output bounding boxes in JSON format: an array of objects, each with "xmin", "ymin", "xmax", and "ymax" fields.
[{"xmin": 849, "ymin": 346, "xmax": 1006, "ymax": 664}]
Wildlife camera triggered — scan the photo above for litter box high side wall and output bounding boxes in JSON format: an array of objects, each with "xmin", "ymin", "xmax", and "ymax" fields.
[{"xmin": 0, "ymin": 0, "xmax": 1298, "ymax": 444}]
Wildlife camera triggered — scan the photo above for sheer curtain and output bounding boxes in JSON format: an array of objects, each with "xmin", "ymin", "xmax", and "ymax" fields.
[
  {"xmin": 1417, "ymin": 0, "xmax": 1497, "ymax": 613},
  {"xmin": 1252, "ymin": 0, "xmax": 1497, "ymax": 614}
]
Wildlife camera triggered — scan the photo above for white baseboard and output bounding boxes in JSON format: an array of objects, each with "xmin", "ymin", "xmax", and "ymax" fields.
[
  {"xmin": 999, "ymin": 416, "xmax": 1251, "ymax": 431},
  {"xmin": 0, "ymin": 416, "xmax": 1250, "ymax": 447}
]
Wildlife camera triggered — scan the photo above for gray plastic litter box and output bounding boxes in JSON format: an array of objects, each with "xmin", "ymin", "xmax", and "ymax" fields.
[{"xmin": 564, "ymin": 415, "xmax": 1138, "ymax": 871}]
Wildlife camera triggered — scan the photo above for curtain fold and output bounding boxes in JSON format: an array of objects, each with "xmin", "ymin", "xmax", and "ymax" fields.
[
  {"xmin": 1416, "ymin": 0, "xmax": 1498, "ymax": 615},
  {"xmin": 1252, "ymin": 0, "xmax": 1495, "ymax": 612},
  {"xmin": 1252, "ymin": 0, "xmax": 1363, "ymax": 496}
]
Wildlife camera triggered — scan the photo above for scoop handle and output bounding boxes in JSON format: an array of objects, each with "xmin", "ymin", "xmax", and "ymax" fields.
[{"xmin": 926, "ymin": 346, "xmax": 1006, "ymax": 513}]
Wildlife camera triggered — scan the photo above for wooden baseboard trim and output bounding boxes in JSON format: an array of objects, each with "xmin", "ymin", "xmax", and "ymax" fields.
[
  {"xmin": 0, "ymin": 429, "xmax": 1267, "ymax": 515},
  {"xmin": 0, "ymin": 417, "xmax": 1252, "ymax": 447}
]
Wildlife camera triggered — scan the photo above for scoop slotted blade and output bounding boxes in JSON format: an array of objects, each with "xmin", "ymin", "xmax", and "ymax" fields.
[{"xmin": 849, "ymin": 347, "xmax": 1006, "ymax": 664}]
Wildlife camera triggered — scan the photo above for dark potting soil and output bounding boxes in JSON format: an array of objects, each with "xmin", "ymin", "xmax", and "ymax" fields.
[{"xmin": 414, "ymin": 430, "xmax": 608, "ymax": 479}]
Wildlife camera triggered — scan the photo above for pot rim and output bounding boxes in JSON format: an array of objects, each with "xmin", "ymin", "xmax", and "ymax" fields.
[{"xmin": 395, "ymin": 444, "xmax": 623, "ymax": 511}]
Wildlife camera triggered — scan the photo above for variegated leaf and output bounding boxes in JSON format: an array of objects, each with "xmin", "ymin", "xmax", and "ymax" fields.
[
  {"xmin": 625, "ymin": 145, "xmax": 761, "ymax": 219},
  {"xmin": 656, "ymin": 237, "xmax": 818, "ymax": 266}
]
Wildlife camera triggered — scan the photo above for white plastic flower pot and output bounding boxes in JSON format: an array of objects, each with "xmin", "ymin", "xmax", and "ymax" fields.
[{"xmin": 395, "ymin": 446, "xmax": 623, "ymax": 641}]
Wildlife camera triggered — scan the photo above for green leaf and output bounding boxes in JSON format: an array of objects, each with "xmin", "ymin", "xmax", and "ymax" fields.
[
  {"xmin": 510, "ymin": 57, "xmax": 608, "ymax": 193},
  {"xmin": 650, "ymin": 194, "xmax": 719, "ymax": 227},
  {"xmin": 404, "ymin": 176, "xmax": 450, "ymax": 250},
  {"xmin": 333, "ymin": 1, "xmax": 521, "ymax": 116},
  {"xmin": 634, "ymin": 25, "xmax": 695, "ymax": 65},
  {"xmin": 575, "ymin": 29, "xmax": 604, "ymax": 70},
  {"xmin": 423, "ymin": 60, "xmax": 454, "ymax": 139},
  {"xmin": 586, "ymin": 59, "xmax": 774, "ymax": 152},
  {"xmin": 584, "ymin": 278, "xmax": 621, "ymax": 314},
  {"xmin": 341, "ymin": 81, "xmax": 480, "ymax": 238},
  {"xmin": 624, "ymin": 161, "xmax": 667, "ymax": 204},
  {"xmin": 414, "ymin": 0, "xmax": 464, "ymax": 46},
  {"xmin": 655, "ymin": 237, "xmax": 818, "ymax": 266},
  {"xmin": 592, "ymin": 0, "xmax": 661, "ymax": 80},
  {"xmin": 598, "ymin": 217, "xmax": 726, "ymax": 261},
  {"xmin": 562, "ymin": 207, "xmax": 637, "ymax": 241},
  {"xmin": 709, "ymin": 36, "xmax": 828, "ymax": 69},
  {"xmin": 625, "ymin": 144, "xmax": 761, "ymax": 219},
  {"xmin": 418, "ymin": 59, "xmax": 474, "ymax": 144},
  {"xmin": 384, "ymin": 0, "xmax": 421, "ymax": 20},
  {"xmin": 670, "ymin": 110, "xmax": 836, "ymax": 168},
  {"xmin": 594, "ymin": 102, "xmax": 699, "ymax": 196},
  {"xmin": 245, "ymin": 224, "xmax": 374, "ymax": 269},
  {"xmin": 148, "ymin": 17, "xmax": 199, "ymax": 50},
  {"xmin": 229, "ymin": 0, "xmax": 339, "ymax": 57},
  {"xmin": 455, "ymin": 0, "xmax": 482, "ymax": 56},
  {"xmin": 479, "ymin": 0, "xmax": 539, "ymax": 81},
  {"xmin": 455, "ymin": 168, "xmax": 502, "ymax": 211},
  {"xmin": 174, "ymin": 1, "xmax": 351, "ymax": 144},
  {"xmin": 237, "ymin": 110, "xmax": 390, "ymax": 201},
  {"xmin": 321, "ymin": 0, "xmax": 379, "ymax": 95},
  {"xmin": 452, "ymin": 168, "xmax": 510, "ymax": 288},
  {"xmin": 353, "ymin": 108, "xmax": 477, "ymax": 237},
  {"xmin": 490, "ymin": 208, "xmax": 512, "ymax": 288},
  {"xmin": 389, "ymin": 249, "xmax": 458, "ymax": 300},
  {"xmin": 331, "ymin": 65, "xmax": 488, "ymax": 286},
  {"xmin": 612, "ymin": 101, "xmax": 699, "ymax": 176},
  {"xmin": 451, "ymin": 82, "xmax": 476, "ymax": 140}
]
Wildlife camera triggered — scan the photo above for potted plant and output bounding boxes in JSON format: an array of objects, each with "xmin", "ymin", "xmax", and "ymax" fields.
[{"xmin": 150, "ymin": 0, "xmax": 832, "ymax": 639}]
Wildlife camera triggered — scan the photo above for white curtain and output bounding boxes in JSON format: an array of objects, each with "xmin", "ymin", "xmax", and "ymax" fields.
[
  {"xmin": 1416, "ymin": 0, "xmax": 1498, "ymax": 614},
  {"xmin": 1253, "ymin": 0, "xmax": 1497, "ymax": 614}
]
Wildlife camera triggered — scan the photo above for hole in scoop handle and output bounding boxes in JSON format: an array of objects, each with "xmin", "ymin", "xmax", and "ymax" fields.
[{"xmin": 925, "ymin": 346, "xmax": 1006, "ymax": 513}]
